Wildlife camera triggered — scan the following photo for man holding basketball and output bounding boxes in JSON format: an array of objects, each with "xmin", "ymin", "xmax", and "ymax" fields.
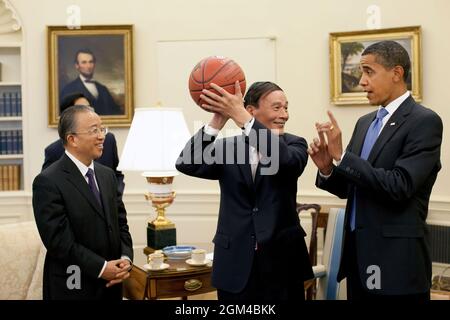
[{"xmin": 176, "ymin": 81, "xmax": 313, "ymax": 300}]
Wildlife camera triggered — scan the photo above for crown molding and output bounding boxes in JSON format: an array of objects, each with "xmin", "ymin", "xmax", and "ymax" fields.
[{"xmin": 0, "ymin": 0, "xmax": 22, "ymax": 33}]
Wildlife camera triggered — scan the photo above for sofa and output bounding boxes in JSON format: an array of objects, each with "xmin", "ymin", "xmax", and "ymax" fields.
[{"xmin": 0, "ymin": 221, "xmax": 45, "ymax": 299}]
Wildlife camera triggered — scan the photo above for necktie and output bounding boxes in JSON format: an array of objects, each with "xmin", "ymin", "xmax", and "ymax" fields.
[
  {"xmin": 86, "ymin": 168, "xmax": 103, "ymax": 208},
  {"xmin": 350, "ymin": 108, "xmax": 389, "ymax": 231}
]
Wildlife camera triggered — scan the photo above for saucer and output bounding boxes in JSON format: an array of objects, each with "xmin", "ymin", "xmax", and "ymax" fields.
[
  {"xmin": 143, "ymin": 262, "xmax": 170, "ymax": 271},
  {"xmin": 186, "ymin": 258, "xmax": 211, "ymax": 267}
]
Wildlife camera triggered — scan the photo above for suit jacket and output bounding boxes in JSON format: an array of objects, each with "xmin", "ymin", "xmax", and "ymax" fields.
[
  {"xmin": 60, "ymin": 77, "xmax": 122, "ymax": 115},
  {"xmin": 176, "ymin": 120, "xmax": 314, "ymax": 294},
  {"xmin": 42, "ymin": 133, "xmax": 125, "ymax": 198},
  {"xmin": 317, "ymin": 96, "xmax": 443, "ymax": 295},
  {"xmin": 32, "ymin": 154, "xmax": 133, "ymax": 300}
]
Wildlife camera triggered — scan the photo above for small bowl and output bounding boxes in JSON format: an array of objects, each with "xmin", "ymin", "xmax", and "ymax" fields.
[{"xmin": 163, "ymin": 245, "xmax": 196, "ymax": 260}]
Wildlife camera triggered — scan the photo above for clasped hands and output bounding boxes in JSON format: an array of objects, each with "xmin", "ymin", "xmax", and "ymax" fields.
[
  {"xmin": 101, "ymin": 258, "xmax": 132, "ymax": 288},
  {"xmin": 307, "ymin": 111, "xmax": 343, "ymax": 175}
]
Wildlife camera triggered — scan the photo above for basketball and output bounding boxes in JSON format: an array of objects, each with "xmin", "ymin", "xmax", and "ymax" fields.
[{"xmin": 188, "ymin": 56, "xmax": 246, "ymax": 109}]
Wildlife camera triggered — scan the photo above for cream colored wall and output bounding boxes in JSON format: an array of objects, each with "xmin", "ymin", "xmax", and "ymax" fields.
[{"xmin": 1, "ymin": 0, "xmax": 449, "ymax": 247}]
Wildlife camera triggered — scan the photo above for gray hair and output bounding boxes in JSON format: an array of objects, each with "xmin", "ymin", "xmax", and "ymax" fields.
[
  {"xmin": 58, "ymin": 105, "xmax": 95, "ymax": 145},
  {"xmin": 362, "ymin": 40, "xmax": 411, "ymax": 82}
]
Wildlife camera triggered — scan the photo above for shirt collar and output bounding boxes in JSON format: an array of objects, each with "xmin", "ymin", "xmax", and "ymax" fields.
[
  {"xmin": 65, "ymin": 150, "xmax": 94, "ymax": 177},
  {"xmin": 79, "ymin": 74, "xmax": 95, "ymax": 83},
  {"xmin": 380, "ymin": 90, "xmax": 410, "ymax": 116}
]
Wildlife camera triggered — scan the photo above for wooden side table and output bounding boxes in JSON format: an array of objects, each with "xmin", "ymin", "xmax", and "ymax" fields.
[{"xmin": 123, "ymin": 247, "xmax": 215, "ymax": 300}]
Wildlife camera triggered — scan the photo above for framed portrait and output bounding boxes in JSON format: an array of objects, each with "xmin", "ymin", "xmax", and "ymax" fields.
[
  {"xmin": 329, "ymin": 26, "xmax": 422, "ymax": 105},
  {"xmin": 47, "ymin": 25, "xmax": 134, "ymax": 127}
]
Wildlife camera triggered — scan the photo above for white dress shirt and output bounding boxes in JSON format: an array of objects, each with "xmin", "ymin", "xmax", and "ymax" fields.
[
  {"xmin": 65, "ymin": 150, "xmax": 98, "ymax": 188},
  {"xmin": 377, "ymin": 90, "xmax": 410, "ymax": 132},
  {"xmin": 80, "ymin": 74, "xmax": 99, "ymax": 99}
]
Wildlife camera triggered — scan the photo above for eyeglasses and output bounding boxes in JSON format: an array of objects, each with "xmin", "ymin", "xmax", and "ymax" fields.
[{"xmin": 71, "ymin": 127, "xmax": 108, "ymax": 136}]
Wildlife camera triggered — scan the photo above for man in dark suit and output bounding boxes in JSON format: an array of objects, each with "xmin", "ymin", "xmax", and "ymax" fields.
[
  {"xmin": 309, "ymin": 41, "xmax": 443, "ymax": 300},
  {"xmin": 60, "ymin": 49, "xmax": 122, "ymax": 115},
  {"xmin": 42, "ymin": 92, "xmax": 125, "ymax": 197},
  {"xmin": 176, "ymin": 81, "xmax": 313, "ymax": 300},
  {"xmin": 33, "ymin": 105, "xmax": 133, "ymax": 300}
]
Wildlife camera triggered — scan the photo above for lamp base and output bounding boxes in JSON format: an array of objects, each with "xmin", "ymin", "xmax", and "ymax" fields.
[{"xmin": 147, "ymin": 222, "xmax": 176, "ymax": 249}]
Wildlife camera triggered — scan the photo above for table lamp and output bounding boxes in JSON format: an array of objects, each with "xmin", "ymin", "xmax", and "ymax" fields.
[{"xmin": 118, "ymin": 107, "xmax": 190, "ymax": 250}]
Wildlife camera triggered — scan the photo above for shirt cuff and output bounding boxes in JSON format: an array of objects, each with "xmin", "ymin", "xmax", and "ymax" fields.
[
  {"xmin": 319, "ymin": 170, "xmax": 333, "ymax": 179},
  {"xmin": 121, "ymin": 255, "xmax": 132, "ymax": 263},
  {"xmin": 204, "ymin": 124, "xmax": 220, "ymax": 136},
  {"xmin": 98, "ymin": 261, "xmax": 107, "ymax": 278},
  {"xmin": 334, "ymin": 151, "xmax": 346, "ymax": 166},
  {"xmin": 319, "ymin": 151, "xmax": 346, "ymax": 179},
  {"xmin": 242, "ymin": 117, "xmax": 255, "ymax": 136}
]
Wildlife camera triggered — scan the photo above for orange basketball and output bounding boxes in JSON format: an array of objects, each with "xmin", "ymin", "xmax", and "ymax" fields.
[{"xmin": 188, "ymin": 56, "xmax": 246, "ymax": 109}]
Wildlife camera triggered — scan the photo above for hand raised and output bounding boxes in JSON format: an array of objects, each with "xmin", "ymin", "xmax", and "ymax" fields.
[
  {"xmin": 200, "ymin": 81, "xmax": 251, "ymax": 128},
  {"xmin": 316, "ymin": 111, "xmax": 343, "ymax": 161},
  {"xmin": 308, "ymin": 128, "xmax": 333, "ymax": 175}
]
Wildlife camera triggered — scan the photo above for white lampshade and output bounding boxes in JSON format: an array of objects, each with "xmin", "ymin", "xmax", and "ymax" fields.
[{"xmin": 118, "ymin": 107, "xmax": 191, "ymax": 177}]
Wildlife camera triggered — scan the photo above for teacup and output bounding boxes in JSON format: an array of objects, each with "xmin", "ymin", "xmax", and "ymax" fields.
[
  {"xmin": 148, "ymin": 252, "xmax": 164, "ymax": 269},
  {"xmin": 191, "ymin": 249, "xmax": 206, "ymax": 264}
]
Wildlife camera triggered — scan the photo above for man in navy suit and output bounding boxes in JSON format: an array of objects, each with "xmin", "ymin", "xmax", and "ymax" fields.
[
  {"xmin": 176, "ymin": 81, "xmax": 313, "ymax": 300},
  {"xmin": 60, "ymin": 49, "xmax": 122, "ymax": 115},
  {"xmin": 309, "ymin": 41, "xmax": 443, "ymax": 300},
  {"xmin": 42, "ymin": 92, "xmax": 125, "ymax": 197}
]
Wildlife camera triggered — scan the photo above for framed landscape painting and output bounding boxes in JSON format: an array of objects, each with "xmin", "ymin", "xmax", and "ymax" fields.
[{"xmin": 329, "ymin": 26, "xmax": 421, "ymax": 105}]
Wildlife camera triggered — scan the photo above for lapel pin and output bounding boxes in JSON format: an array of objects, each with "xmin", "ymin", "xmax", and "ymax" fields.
[{"xmin": 390, "ymin": 122, "xmax": 396, "ymax": 126}]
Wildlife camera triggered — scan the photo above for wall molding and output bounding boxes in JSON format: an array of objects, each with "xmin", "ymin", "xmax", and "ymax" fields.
[
  {"xmin": 1, "ymin": 190, "xmax": 449, "ymax": 245},
  {"xmin": 0, "ymin": 0, "xmax": 22, "ymax": 33},
  {"xmin": 2, "ymin": 190, "xmax": 449, "ymax": 219}
]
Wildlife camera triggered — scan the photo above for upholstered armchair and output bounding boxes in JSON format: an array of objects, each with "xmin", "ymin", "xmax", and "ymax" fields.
[
  {"xmin": 298, "ymin": 206, "xmax": 346, "ymax": 300},
  {"xmin": 0, "ymin": 221, "xmax": 45, "ymax": 299}
]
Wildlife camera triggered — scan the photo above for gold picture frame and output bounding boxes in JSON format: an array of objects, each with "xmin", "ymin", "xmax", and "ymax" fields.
[
  {"xmin": 329, "ymin": 26, "xmax": 422, "ymax": 105},
  {"xmin": 47, "ymin": 25, "xmax": 134, "ymax": 127}
]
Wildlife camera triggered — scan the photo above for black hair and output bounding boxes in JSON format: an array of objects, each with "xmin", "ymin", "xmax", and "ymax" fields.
[
  {"xmin": 59, "ymin": 92, "xmax": 92, "ymax": 113},
  {"xmin": 73, "ymin": 49, "xmax": 96, "ymax": 64},
  {"xmin": 243, "ymin": 81, "xmax": 283, "ymax": 108},
  {"xmin": 362, "ymin": 40, "xmax": 411, "ymax": 82}
]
